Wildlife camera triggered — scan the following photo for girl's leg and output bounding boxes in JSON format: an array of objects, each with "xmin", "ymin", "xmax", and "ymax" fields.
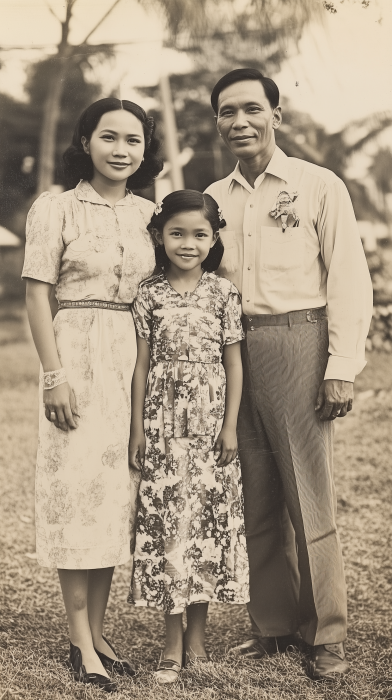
[
  {"xmin": 184, "ymin": 603, "xmax": 209, "ymax": 659},
  {"xmin": 58, "ymin": 569, "xmax": 109, "ymax": 677},
  {"xmin": 163, "ymin": 612, "xmax": 183, "ymax": 666},
  {"xmin": 87, "ymin": 567, "xmax": 118, "ymax": 660}
]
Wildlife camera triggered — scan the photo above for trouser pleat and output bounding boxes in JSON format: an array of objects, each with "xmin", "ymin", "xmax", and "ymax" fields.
[{"xmin": 238, "ymin": 318, "xmax": 347, "ymax": 645}]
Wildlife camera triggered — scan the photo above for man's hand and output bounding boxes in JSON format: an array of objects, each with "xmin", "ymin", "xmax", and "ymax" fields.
[{"xmin": 315, "ymin": 379, "xmax": 354, "ymax": 421}]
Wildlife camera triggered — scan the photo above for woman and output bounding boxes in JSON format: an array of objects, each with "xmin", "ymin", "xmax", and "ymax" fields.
[{"xmin": 22, "ymin": 97, "xmax": 162, "ymax": 692}]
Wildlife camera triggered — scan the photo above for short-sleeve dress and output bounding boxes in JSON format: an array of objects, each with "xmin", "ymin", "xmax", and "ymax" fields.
[
  {"xmin": 128, "ymin": 271, "xmax": 249, "ymax": 614},
  {"xmin": 22, "ymin": 181, "xmax": 156, "ymax": 569}
]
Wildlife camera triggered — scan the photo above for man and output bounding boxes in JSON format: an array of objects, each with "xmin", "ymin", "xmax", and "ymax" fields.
[{"xmin": 205, "ymin": 68, "xmax": 373, "ymax": 679}]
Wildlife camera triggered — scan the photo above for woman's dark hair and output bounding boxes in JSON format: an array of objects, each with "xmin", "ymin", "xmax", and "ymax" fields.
[
  {"xmin": 148, "ymin": 190, "xmax": 226, "ymax": 273},
  {"xmin": 211, "ymin": 68, "xmax": 279, "ymax": 113},
  {"xmin": 62, "ymin": 97, "xmax": 163, "ymax": 190}
]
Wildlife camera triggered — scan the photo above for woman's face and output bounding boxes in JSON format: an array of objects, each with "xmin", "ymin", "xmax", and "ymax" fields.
[{"xmin": 83, "ymin": 109, "xmax": 145, "ymax": 184}]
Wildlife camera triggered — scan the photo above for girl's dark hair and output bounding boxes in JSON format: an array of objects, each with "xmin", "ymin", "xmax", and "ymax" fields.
[
  {"xmin": 147, "ymin": 190, "xmax": 226, "ymax": 273},
  {"xmin": 62, "ymin": 97, "xmax": 163, "ymax": 190}
]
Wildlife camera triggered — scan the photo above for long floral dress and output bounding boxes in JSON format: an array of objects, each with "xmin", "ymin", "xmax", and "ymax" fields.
[
  {"xmin": 128, "ymin": 272, "xmax": 249, "ymax": 614},
  {"xmin": 22, "ymin": 181, "xmax": 155, "ymax": 569}
]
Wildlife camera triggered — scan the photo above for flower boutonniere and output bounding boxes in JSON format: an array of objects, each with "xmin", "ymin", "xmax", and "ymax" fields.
[{"xmin": 270, "ymin": 191, "xmax": 300, "ymax": 232}]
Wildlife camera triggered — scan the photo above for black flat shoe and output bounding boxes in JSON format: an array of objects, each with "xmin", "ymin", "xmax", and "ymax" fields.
[
  {"xmin": 94, "ymin": 635, "xmax": 136, "ymax": 677},
  {"xmin": 68, "ymin": 641, "xmax": 117, "ymax": 693}
]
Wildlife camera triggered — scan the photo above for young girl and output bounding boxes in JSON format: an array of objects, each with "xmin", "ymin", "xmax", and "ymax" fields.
[
  {"xmin": 128, "ymin": 190, "xmax": 249, "ymax": 684},
  {"xmin": 22, "ymin": 98, "xmax": 162, "ymax": 692}
]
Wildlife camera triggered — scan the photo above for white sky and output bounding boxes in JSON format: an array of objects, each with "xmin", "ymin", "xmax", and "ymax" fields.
[{"xmin": 0, "ymin": 0, "xmax": 391, "ymax": 133}]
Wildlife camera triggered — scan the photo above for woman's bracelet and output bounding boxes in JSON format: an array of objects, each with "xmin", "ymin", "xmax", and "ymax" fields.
[{"xmin": 43, "ymin": 368, "xmax": 67, "ymax": 390}]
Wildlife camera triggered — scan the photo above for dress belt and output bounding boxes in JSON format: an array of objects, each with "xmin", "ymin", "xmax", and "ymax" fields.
[
  {"xmin": 242, "ymin": 306, "xmax": 327, "ymax": 330},
  {"xmin": 57, "ymin": 299, "xmax": 132, "ymax": 312}
]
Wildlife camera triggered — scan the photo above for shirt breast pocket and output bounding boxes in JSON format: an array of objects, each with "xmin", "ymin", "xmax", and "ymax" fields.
[
  {"xmin": 219, "ymin": 230, "xmax": 238, "ymax": 273},
  {"xmin": 260, "ymin": 226, "xmax": 305, "ymax": 271}
]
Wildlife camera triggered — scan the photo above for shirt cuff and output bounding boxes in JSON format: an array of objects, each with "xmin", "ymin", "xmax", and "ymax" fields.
[{"xmin": 324, "ymin": 355, "xmax": 367, "ymax": 382}]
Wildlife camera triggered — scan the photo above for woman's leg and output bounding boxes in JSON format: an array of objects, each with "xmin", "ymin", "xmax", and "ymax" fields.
[
  {"xmin": 58, "ymin": 569, "xmax": 109, "ymax": 676},
  {"xmin": 184, "ymin": 603, "xmax": 209, "ymax": 659},
  {"xmin": 87, "ymin": 567, "xmax": 118, "ymax": 660}
]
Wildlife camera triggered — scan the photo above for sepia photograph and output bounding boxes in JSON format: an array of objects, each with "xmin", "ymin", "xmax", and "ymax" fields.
[{"xmin": 0, "ymin": 0, "xmax": 391, "ymax": 698}]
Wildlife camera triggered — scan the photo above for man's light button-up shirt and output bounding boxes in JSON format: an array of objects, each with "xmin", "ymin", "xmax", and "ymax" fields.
[{"xmin": 205, "ymin": 146, "xmax": 373, "ymax": 382}]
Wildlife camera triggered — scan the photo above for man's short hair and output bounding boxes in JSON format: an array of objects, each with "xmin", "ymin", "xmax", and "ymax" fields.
[{"xmin": 211, "ymin": 68, "xmax": 280, "ymax": 114}]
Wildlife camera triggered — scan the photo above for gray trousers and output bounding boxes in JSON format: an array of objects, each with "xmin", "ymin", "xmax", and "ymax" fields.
[{"xmin": 238, "ymin": 310, "xmax": 347, "ymax": 646}]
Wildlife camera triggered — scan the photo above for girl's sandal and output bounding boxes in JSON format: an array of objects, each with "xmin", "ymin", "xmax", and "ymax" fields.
[
  {"xmin": 154, "ymin": 656, "xmax": 182, "ymax": 685},
  {"xmin": 183, "ymin": 651, "xmax": 211, "ymax": 668}
]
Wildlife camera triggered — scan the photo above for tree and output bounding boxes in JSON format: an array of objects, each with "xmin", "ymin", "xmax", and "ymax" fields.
[
  {"xmin": 369, "ymin": 148, "xmax": 392, "ymax": 228},
  {"xmin": 0, "ymin": 50, "xmax": 109, "ymax": 237},
  {"xmin": 36, "ymin": 0, "xmax": 122, "ymax": 193}
]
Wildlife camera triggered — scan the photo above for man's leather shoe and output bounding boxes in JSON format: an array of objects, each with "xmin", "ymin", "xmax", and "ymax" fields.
[
  {"xmin": 230, "ymin": 635, "xmax": 298, "ymax": 659},
  {"xmin": 308, "ymin": 642, "xmax": 349, "ymax": 680}
]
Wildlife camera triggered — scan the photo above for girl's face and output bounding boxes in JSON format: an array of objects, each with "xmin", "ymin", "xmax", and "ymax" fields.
[
  {"xmin": 82, "ymin": 109, "xmax": 145, "ymax": 184},
  {"xmin": 159, "ymin": 210, "xmax": 216, "ymax": 273}
]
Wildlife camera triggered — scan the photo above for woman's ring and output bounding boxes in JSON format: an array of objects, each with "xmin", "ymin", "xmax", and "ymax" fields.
[{"xmin": 50, "ymin": 411, "xmax": 56, "ymax": 421}]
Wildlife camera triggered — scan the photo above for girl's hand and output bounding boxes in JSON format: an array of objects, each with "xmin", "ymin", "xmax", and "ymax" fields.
[
  {"xmin": 44, "ymin": 382, "xmax": 79, "ymax": 431},
  {"xmin": 129, "ymin": 428, "xmax": 146, "ymax": 471},
  {"xmin": 214, "ymin": 425, "xmax": 238, "ymax": 467}
]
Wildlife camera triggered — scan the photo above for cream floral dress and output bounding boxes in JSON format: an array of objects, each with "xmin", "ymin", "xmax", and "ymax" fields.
[
  {"xmin": 128, "ymin": 272, "xmax": 249, "ymax": 613},
  {"xmin": 22, "ymin": 181, "xmax": 155, "ymax": 569}
]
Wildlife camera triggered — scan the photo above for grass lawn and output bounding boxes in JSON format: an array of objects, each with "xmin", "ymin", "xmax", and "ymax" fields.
[{"xmin": 1, "ymin": 302, "xmax": 392, "ymax": 700}]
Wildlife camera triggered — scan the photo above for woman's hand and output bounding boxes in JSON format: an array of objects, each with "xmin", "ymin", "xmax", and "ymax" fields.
[
  {"xmin": 44, "ymin": 382, "xmax": 79, "ymax": 431},
  {"xmin": 129, "ymin": 427, "xmax": 146, "ymax": 471},
  {"xmin": 214, "ymin": 424, "xmax": 238, "ymax": 467}
]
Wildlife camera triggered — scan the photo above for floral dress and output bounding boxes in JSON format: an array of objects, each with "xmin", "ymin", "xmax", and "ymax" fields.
[
  {"xmin": 128, "ymin": 272, "xmax": 249, "ymax": 613},
  {"xmin": 22, "ymin": 181, "xmax": 156, "ymax": 569}
]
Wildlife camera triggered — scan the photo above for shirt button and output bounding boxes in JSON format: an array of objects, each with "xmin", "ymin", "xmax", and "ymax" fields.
[
  {"xmin": 250, "ymin": 326, "xmax": 255, "ymax": 331},
  {"xmin": 248, "ymin": 233, "xmax": 252, "ymax": 236},
  {"xmin": 250, "ymin": 204, "xmax": 254, "ymax": 208},
  {"xmin": 246, "ymin": 298, "xmax": 250, "ymax": 302},
  {"xmin": 247, "ymin": 266, "xmax": 251, "ymax": 270}
]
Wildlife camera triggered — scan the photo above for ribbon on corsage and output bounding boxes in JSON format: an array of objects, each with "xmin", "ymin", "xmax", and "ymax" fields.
[{"xmin": 270, "ymin": 191, "xmax": 299, "ymax": 232}]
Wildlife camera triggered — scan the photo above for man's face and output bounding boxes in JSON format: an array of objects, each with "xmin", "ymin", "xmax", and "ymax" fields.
[{"xmin": 216, "ymin": 80, "xmax": 281, "ymax": 160}]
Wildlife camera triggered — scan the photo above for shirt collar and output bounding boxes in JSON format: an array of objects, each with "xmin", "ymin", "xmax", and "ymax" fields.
[
  {"xmin": 227, "ymin": 146, "xmax": 289, "ymax": 193},
  {"xmin": 75, "ymin": 180, "xmax": 135, "ymax": 206}
]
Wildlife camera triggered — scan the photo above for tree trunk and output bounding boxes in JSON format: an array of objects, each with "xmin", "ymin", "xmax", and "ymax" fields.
[{"xmin": 36, "ymin": 45, "xmax": 72, "ymax": 194}]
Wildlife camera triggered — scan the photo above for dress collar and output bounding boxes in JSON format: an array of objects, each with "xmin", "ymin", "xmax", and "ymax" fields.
[
  {"xmin": 163, "ymin": 270, "xmax": 210, "ymax": 297},
  {"xmin": 227, "ymin": 146, "xmax": 289, "ymax": 193},
  {"xmin": 75, "ymin": 180, "xmax": 135, "ymax": 206}
]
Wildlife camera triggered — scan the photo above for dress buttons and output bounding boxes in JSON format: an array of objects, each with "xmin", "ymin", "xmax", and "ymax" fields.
[
  {"xmin": 248, "ymin": 233, "xmax": 252, "ymax": 236},
  {"xmin": 250, "ymin": 326, "xmax": 255, "ymax": 331},
  {"xmin": 247, "ymin": 266, "xmax": 251, "ymax": 270}
]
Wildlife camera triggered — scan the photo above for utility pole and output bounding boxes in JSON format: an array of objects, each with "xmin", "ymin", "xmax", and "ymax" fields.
[{"xmin": 159, "ymin": 73, "xmax": 184, "ymax": 192}]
